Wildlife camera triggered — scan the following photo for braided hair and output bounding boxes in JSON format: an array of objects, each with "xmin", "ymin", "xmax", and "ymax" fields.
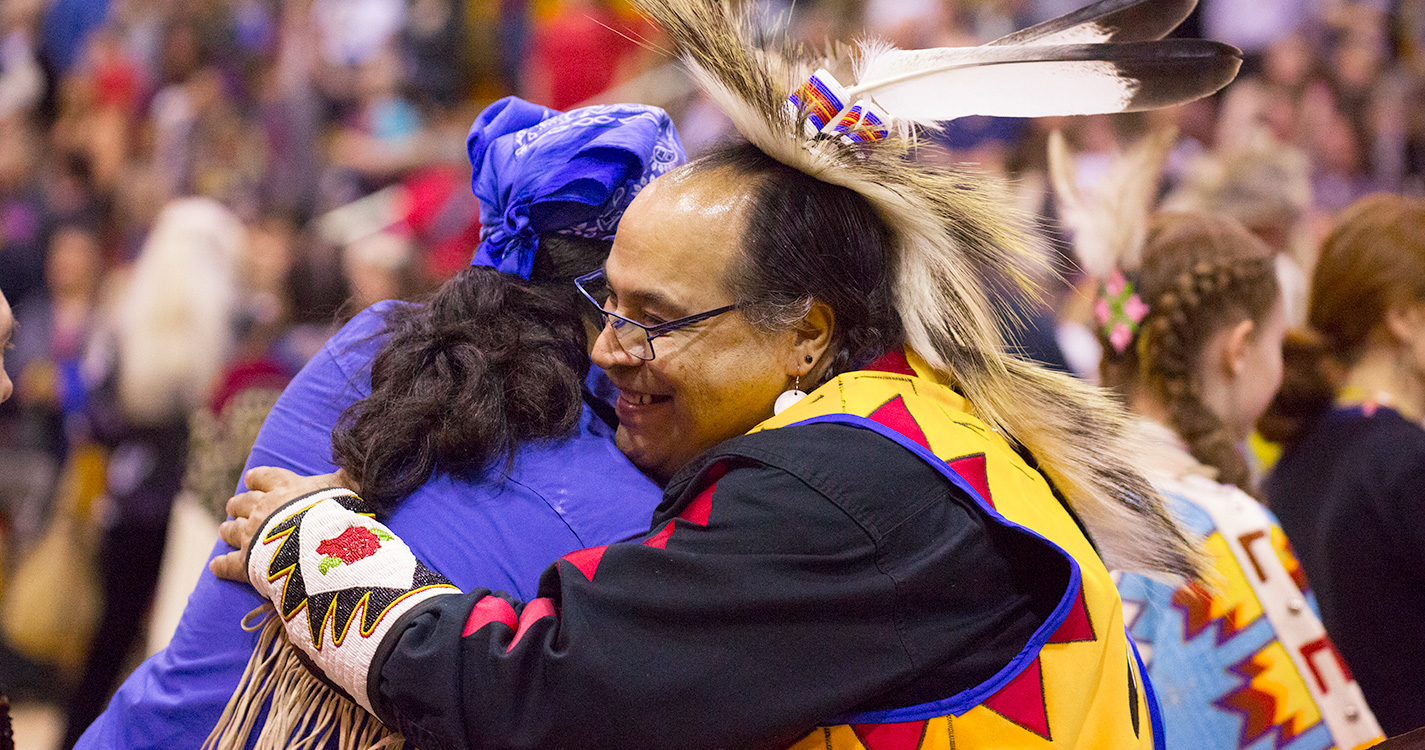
[{"xmin": 1098, "ymin": 213, "xmax": 1280, "ymax": 492}]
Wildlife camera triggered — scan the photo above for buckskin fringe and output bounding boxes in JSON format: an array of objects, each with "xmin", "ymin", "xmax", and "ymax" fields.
[{"xmin": 203, "ymin": 605, "xmax": 404, "ymax": 750}]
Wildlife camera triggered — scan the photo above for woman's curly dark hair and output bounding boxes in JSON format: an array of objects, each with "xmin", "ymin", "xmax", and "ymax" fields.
[{"xmin": 332, "ymin": 235, "xmax": 609, "ymax": 512}]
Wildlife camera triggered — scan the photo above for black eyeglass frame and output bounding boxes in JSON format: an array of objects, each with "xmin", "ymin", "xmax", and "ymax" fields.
[{"xmin": 575, "ymin": 269, "xmax": 739, "ymax": 361}]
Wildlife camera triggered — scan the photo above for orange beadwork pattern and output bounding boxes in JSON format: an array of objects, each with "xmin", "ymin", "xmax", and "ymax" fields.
[
  {"xmin": 1217, "ymin": 642, "xmax": 1323, "ymax": 747},
  {"xmin": 1173, "ymin": 533, "xmax": 1264, "ymax": 645}
]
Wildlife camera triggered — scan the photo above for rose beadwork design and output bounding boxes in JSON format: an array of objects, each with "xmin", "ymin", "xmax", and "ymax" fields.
[{"xmin": 317, "ymin": 526, "xmax": 394, "ymax": 574}]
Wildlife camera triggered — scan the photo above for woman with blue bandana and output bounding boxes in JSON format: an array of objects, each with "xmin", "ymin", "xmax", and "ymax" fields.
[{"xmin": 68, "ymin": 98, "xmax": 686, "ymax": 750}]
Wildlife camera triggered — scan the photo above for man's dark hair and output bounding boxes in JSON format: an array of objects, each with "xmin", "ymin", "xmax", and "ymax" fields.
[{"xmin": 695, "ymin": 141, "xmax": 903, "ymax": 380}]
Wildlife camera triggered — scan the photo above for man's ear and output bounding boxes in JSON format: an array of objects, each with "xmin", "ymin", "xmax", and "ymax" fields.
[
  {"xmin": 1220, "ymin": 317, "xmax": 1257, "ymax": 378},
  {"xmin": 788, "ymin": 300, "xmax": 835, "ymax": 378}
]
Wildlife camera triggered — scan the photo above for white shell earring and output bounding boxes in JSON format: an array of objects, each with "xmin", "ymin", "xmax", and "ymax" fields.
[{"xmin": 774, "ymin": 364, "xmax": 809, "ymax": 416}]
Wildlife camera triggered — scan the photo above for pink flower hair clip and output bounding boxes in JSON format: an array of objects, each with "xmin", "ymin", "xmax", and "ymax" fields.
[{"xmin": 1094, "ymin": 269, "xmax": 1150, "ymax": 354}]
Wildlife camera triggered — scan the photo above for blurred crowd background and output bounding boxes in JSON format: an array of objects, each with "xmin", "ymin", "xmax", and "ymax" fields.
[{"xmin": 0, "ymin": 0, "xmax": 1423, "ymax": 746}]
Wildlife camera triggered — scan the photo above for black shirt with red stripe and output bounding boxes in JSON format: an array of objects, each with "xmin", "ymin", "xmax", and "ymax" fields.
[{"xmin": 372, "ymin": 422, "xmax": 1064, "ymax": 750}]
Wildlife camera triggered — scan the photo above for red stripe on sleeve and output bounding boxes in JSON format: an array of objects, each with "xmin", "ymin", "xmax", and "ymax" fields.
[
  {"xmin": 507, "ymin": 597, "xmax": 557, "ymax": 653},
  {"xmin": 676, "ymin": 460, "xmax": 728, "ymax": 526},
  {"xmin": 679, "ymin": 485, "xmax": 715, "ymax": 526},
  {"xmin": 643, "ymin": 521, "xmax": 674, "ymax": 549},
  {"xmin": 561, "ymin": 544, "xmax": 610, "ymax": 581},
  {"xmin": 462, "ymin": 596, "xmax": 518, "ymax": 637}
]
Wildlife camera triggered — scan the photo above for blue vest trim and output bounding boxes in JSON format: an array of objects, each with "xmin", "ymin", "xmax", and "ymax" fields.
[{"xmin": 786, "ymin": 413, "xmax": 1083, "ymax": 724}]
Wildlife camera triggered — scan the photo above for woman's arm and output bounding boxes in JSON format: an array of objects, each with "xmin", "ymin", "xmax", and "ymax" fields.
[{"xmin": 70, "ymin": 310, "xmax": 384, "ymax": 750}]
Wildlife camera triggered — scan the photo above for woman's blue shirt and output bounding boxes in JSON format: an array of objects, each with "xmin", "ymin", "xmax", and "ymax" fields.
[{"xmin": 75, "ymin": 301, "xmax": 662, "ymax": 749}]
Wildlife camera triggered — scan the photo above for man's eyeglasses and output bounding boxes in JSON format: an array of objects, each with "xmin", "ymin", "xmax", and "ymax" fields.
[{"xmin": 575, "ymin": 269, "xmax": 738, "ymax": 361}]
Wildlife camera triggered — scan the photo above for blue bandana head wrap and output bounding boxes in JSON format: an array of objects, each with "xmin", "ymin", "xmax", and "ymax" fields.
[{"xmin": 467, "ymin": 96, "xmax": 688, "ymax": 278}]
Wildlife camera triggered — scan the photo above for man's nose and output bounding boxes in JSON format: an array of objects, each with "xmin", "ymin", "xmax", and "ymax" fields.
[{"xmin": 590, "ymin": 322, "xmax": 639, "ymax": 369}]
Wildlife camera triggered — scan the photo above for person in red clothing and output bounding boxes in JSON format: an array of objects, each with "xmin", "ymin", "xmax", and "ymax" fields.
[{"xmin": 524, "ymin": 0, "xmax": 636, "ymax": 109}]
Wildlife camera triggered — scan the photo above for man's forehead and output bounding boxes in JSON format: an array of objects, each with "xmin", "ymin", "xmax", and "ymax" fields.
[
  {"xmin": 607, "ymin": 174, "xmax": 751, "ymax": 307},
  {"xmin": 625, "ymin": 169, "xmax": 753, "ymax": 249}
]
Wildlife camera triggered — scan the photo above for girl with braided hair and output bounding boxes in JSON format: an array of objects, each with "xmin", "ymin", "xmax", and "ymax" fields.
[
  {"xmin": 1264, "ymin": 194, "xmax": 1425, "ymax": 737},
  {"xmin": 1096, "ymin": 214, "xmax": 1284, "ymax": 492},
  {"xmin": 1051, "ymin": 131, "xmax": 1382, "ymax": 750}
]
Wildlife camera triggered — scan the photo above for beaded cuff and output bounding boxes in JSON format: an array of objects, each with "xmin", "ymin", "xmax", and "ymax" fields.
[
  {"xmin": 787, "ymin": 69, "xmax": 891, "ymax": 144},
  {"xmin": 245, "ymin": 489, "xmax": 460, "ymax": 713}
]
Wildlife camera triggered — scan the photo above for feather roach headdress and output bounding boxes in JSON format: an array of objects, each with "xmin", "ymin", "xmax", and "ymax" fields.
[{"xmin": 634, "ymin": 0, "xmax": 1240, "ymax": 577}]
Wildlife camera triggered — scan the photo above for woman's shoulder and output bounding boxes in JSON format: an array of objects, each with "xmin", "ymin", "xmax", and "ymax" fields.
[
  {"xmin": 1349, "ymin": 409, "xmax": 1425, "ymax": 510},
  {"xmin": 1156, "ymin": 470, "xmax": 1280, "ymax": 540},
  {"xmin": 500, "ymin": 406, "xmax": 664, "ymax": 537},
  {"xmin": 279, "ymin": 301, "xmax": 411, "ymax": 402},
  {"xmin": 1366, "ymin": 409, "xmax": 1425, "ymax": 467},
  {"xmin": 1286, "ymin": 406, "xmax": 1425, "ymax": 481},
  {"xmin": 1316, "ymin": 406, "xmax": 1425, "ymax": 449},
  {"xmin": 1269, "ymin": 407, "xmax": 1425, "ymax": 536},
  {"xmin": 383, "ymin": 419, "xmax": 662, "ymax": 595},
  {"xmin": 239, "ymin": 304, "xmax": 414, "ymax": 485},
  {"xmin": 322, "ymin": 300, "xmax": 410, "ymax": 360}
]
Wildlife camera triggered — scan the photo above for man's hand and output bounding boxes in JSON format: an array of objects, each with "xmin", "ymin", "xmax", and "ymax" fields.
[{"xmin": 209, "ymin": 467, "xmax": 356, "ymax": 582}]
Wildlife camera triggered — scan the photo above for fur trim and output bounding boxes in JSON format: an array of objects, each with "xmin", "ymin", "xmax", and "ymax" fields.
[{"xmin": 633, "ymin": 0, "xmax": 1207, "ymax": 578}]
